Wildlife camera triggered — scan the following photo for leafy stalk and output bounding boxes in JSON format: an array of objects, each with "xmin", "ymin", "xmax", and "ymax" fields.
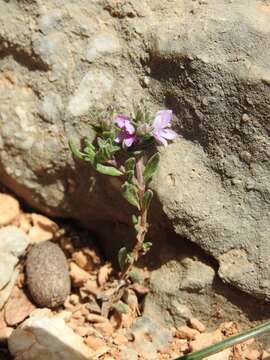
[{"xmin": 175, "ymin": 320, "xmax": 270, "ymax": 360}]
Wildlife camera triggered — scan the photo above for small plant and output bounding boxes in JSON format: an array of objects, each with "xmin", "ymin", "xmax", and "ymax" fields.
[{"xmin": 69, "ymin": 103, "xmax": 177, "ymax": 279}]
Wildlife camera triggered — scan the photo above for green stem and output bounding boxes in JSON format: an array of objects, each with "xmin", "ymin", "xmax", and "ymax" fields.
[{"xmin": 175, "ymin": 320, "xmax": 270, "ymax": 360}]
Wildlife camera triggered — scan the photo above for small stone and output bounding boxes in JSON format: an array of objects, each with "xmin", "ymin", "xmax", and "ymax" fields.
[
  {"xmin": 70, "ymin": 262, "xmax": 90, "ymax": 287},
  {"xmin": 245, "ymin": 349, "xmax": 261, "ymax": 360},
  {"xmin": 180, "ymin": 258, "xmax": 215, "ymax": 291},
  {"xmin": 176, "ymin": 325, "xmax": 200, "ymax": 340},
  {"xmin": 30, "ymin": 308, "xmax": 53, "ymax": 318},
  {"xmin": 188, "ymin": 318, "xmax": 206, "ymax": 332},
  {"xmin": 0, "ymin": 327, "xmax": 13, "ymax": 343},
  {"xmin": 72, "ymin": 250, "xmax": 94, "ymax": 272},
  {"xmin": 85, "ymin": 335, "xmax": 106, "ymax": 350},
  {"xmin": 26, "ymin": 241, "xmax": 71, "ymax": 308},
  {"xmin": 94, "ymin": 322, "xmax": 114, "ymax": 337},
  {"xmin": 190, "ymin": 330, "xmax": 223, "ymax": 352},
  {"xmin": 0, "ymin": 226, "xmax": 29, "ymax": 257},
  {"xmin": 0, "ymin": 252, "xmax": 18, "ymax": 289},
  {"xmin": 4, "ymin": 286, "xmax": 35, "ymax": 326},
  {"xmin": 113, "ymin": 333, "xmax": 128, "ymax": 346},
  {"xmin": 0, "ymin": 268, "xmax": 19, "ymax": 309},
  {"xmin": 0, "ymin": 194, "xmax": 20, "ymax": 226},
  {"xmin": 8, "ymin": 316, "xmax": 93, "ymax": 360},
  {"xmin": 28, "ymin": 213, "xmax": 58, "ymax": 243}
]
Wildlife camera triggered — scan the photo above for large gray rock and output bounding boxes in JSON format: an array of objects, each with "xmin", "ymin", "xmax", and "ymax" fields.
[{"xmin": 0, "ymin": 0, "xmax": 269, "ymax": 311}]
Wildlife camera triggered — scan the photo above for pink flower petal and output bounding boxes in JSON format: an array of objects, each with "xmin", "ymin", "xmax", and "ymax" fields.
[
  {"xmin": 124, "ymin": 120, "xmax": 135, "ymax": 135},
  {"xmin": 115, "ymin": 115, "xmax": 130, "ymax": 129},
  {"xmin": 153, "ymin": 132, "xmax": 168, "ymax": 146},
  {"xmin": 159, "ymin": 128, "xmax": 177, "ymax": 140},
  {"xmin": 153, "ymin": 110, "xmax": 173, "ymax": 130},
  {"xmin": 123, "ymin": 135, "xmax": 136, "ymax": 147}
]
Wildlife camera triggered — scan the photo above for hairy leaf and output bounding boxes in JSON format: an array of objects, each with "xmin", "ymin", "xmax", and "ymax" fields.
[
  {"xmin": 122, "ymin": 182, "xmax": 140, "ymax": 209},
  {"xmin": 143, "ymin": 189, "xmax": 153, "ymax": 210},
  {"xmin": 125, "ymin": 157, "xmax": 136, "ymax": 171},
  {"xmin": 118, "ymin": 247, "xmax": 128, "ymax": 271},
  {"xmin": 68, "ymin": 140, "xmax": 85, "ymax": 160},
  {"xmin": 112, "ymin": 302, "xmax": 129, "ymax": 314},
  {"xmin": 143, "ymin": 153, "xmax": 160, "ymax": 185},
  {"xmin": 96, "ymin": 164, "xmax": 123, "ymax": 176}
]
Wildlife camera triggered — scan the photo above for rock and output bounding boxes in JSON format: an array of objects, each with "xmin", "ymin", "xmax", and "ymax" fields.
[
  {"xmin": 0, "ymin": 226, "xmax": 29, "ymax": 257},
  {"xmin": 26, "ymin": 241, "xmax": 71, "ymax": 308},
  {"xmin": 125, "ymin": 316, "xmax": 172, "ymax": 360},
  {"xmin": 176, "ymin": 326, "xmax": 200, "ymax": 340},
  {"xmin": 28, "ymin": 213, "xmax": 58, "ymax": 244},
  {"xmin": 0, "ymin": 0, "xmax": 270, "ymax": 326},
  {"xmin": 180, "ymin": 258, "xmax": 215, "ymax": 292},
  {"xmin": 188, "ymin": 318, "xmax": 206, "ymax": 333},
  {"xmin": 39, "ymin": 93, "xmax": 63, "ymax": 124},
  {"xmin": 0, "ymin": 252, "xmax": 18, "ymax": 289},
  {"xmin": 0, "ymin": 327, "xmax": 13, "ymax": 343},
  {"xmin": 85, "ymin": 336, "xmax": 106, "ymax": 351},
  {"xmin": 67, "ymin": 70, "xmax": 114, "ymax": 116},
  {"xmin": 85, "ymin": 32, "xmax": 121, "ymax": 62},
  {"xmin": 190, "ymin": 330, "xmax": 223, "ymax": 352},
  {"xmin": 0, "ymin": 267, "xmax": 19, "ymax": 309},
  {"xmin": 4, "ymin": 286, "xmax": 35, "ymax": 326},
  {"xmin": 8, "ymin": 316, "xmax": 93, "ymax": 360},
  {"xmin": 69, "ymin": 262, "xmax": 90, "ymax": 287},
  {"xmin": 0, "ymin": 194, "xmax": 20, "ymax": 226}
]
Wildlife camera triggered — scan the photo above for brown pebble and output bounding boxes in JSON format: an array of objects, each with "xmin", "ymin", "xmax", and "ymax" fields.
[
  {"xmin": 188, "ymin": 318, "xmax": 206, "ymax": 332},
  {"xmin": 85, "ymin": 336, "xmax": 106, "ymax": 351},
  {"xmin": 176, "ymin": 326, "xmax": 200, "ymax": 340},
  {"xmin": 26, "ymin": 241, "xmax": 71, "ymax": 308}
]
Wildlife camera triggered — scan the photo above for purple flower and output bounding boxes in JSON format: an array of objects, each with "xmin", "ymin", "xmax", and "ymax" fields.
[
  {"xmin": 114, "ymin": 115, "xmax": 136, "ymax": 147},
  {"xmin": 152, "ymin": 110, "xmax": 177, "ymax": 146}
]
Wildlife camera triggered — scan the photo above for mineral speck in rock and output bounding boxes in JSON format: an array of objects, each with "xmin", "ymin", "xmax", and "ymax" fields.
[{"xmin": 26, "ymin": 241, "xmax": 71, "ymax": 308}]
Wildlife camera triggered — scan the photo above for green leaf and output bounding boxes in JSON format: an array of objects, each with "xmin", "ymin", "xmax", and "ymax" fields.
[
  {"xmin": 112, "ymin": 302, "xmax": 130, "ymax": 314},
  {"xmin": 125, "ymin": 170, "xmax": 134, "ymax": 182},
  {"xmin": 125, "ymin": 157, "xmax": 136, "ymax": 171},
  {"xmin": 96, "ymin": 164, "xmax": 123, "ymax": 176},
  {"xmin": 132, "ymin": 215, "xmax": 138, "ymax": 225},
  {"xmin": 118, "ymin": 247, "xmax": 128, "ymax": 271},
  {"xmin": 128, "ymin": 270, "xmax": 141, "ymax": 283},
  {"xmin": 143, "ymin": 189, "xmax": 153, "ymax": 210},
  {"xmin": 122, "ymin": 182, "xmax": 140, "ymax": 209},
  {"xmin": 142, "ymin": 241, "xmax": 152, "ymax": 253},
  {"xmin": 143, "ymin": 153, "xmax": 160, "ymax": 185},
  {"xmin": 68, "ymin": 140, "xmax": 85, "ymax": 160}
]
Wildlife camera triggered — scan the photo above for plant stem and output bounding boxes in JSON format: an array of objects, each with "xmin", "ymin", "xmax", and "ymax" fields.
[
  {"xmin": 174, "ymin": 320, "xmax": 270, "ymax": 360},
  {"xmin": 121, "ymin": 156, "xmax": 148, "ymax": 279}
]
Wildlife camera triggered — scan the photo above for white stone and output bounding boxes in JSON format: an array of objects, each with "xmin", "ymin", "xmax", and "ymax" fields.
[
  {"xmin": 0, "ymin": 267, "xmax": 19, "ymax": 309},
  {"xmin": 68, "ymin": 70, "xmax": 114, "ymax": 116},
  {"xmin": 0, "ymin": 253, "xmax": 18, "ymax": 289},
  {"xmin": 8, "ymin": 316, "xmax": 93, "ymax": 360},
  {"xmin": 0, "ymin": 226, "xmax": 29, "ymax": 257},
  {"xmin": 85, "ymin": 33, "xmax": 121, "ymax": 62}
]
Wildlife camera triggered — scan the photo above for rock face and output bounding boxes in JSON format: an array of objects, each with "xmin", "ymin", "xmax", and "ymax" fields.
[
  {"xmin": 8, "ymin": 316, "xmax": 93, "ymax": 360},
  {"xmin": 0, "ymin": 0, "xmax": 269, "ymax": 315},
  {"xmin": 26, "ymin": 241, "xmax": 71, "ymax": 308}
]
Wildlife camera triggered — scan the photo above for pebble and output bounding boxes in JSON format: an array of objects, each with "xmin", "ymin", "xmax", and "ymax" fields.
[
  {"xmin": 26, "ymin": 241, "xmax": 71, "ymax": 308},
  {"xmin": 0, "ymin": 327, "xmax": 13, "ymax": 343},
  {"xmin": 69, "ymin": 262, "xmax": 90, "ymax": 287},
  {"xmin": 8, "ymin": 316, "xmax": 93, "ymax": 360},
  {"xmin": 188, "ymin": 318, "xmax": 206, "ymax": 332},
  {"xmin": 0, "ymin": 253, "xmax": 18, "ymax": 289},
  {"xmin": 4, "ymin": 286, "xmax": 35, "ymax": 326},
  {"xmin": 85, "ymin": 335, "xmax": 106, "ymax": 350},
  {"xmin": 0, "ymin": 226, "xmax": 29, "ymax": 257},
  {"xmin": 176, "ymin": 325, "xmax": 200, "ymax": 340},
  {"xmin": 0, "ymin": 194, "xmax": 20, "ymax": 226},
  {"xmin": 0, "ymin": 268, "xmax": 19, "ymax": 310},
  {"xmin": 190, "ymin": 330, "xmax": 223, "ymax": 352}
]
